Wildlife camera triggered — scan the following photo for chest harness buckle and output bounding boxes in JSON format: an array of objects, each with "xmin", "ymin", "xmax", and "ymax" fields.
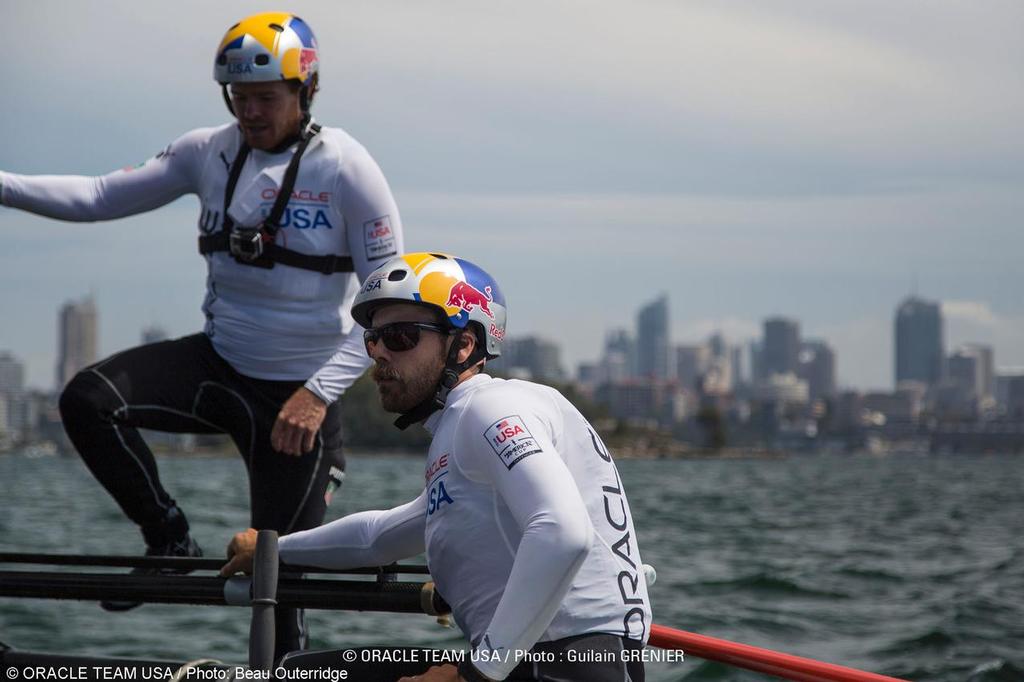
[{"xmin": 198, "ymin": 123, "xmax": 354, "ymax": 275}]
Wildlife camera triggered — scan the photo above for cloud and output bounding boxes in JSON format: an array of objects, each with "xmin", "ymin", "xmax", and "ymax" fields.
[
  {"xmin": 942, "ymin": 301, "xmax": 1024, "ymax": 371},
  {"xmin": 7, "ymin": 1, "xmax": 1022, "ymax": 195},
  {"xmin": 942, "ymin": 300, "xmax": 999, "ymax": 327}
]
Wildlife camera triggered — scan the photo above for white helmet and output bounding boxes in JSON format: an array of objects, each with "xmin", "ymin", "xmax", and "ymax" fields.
[
  {"xmin": 352, "ymin": 252, "xmax": 507, "ymax": 358},
  {"xmin": 214, "ymin": 12, "xmax": 320, "ymax": 88}
]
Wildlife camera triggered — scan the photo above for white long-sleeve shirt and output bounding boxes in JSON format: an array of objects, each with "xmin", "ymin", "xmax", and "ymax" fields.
[
  {"xmin": 279, "ymin": 374, "xmax": 652, "ymax": 679},
  {"xmin": 0, "ymin": 122, "xmax": 403, "ymax": 402}
]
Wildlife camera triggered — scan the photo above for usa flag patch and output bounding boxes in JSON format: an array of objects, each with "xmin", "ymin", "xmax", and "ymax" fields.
[
  {"xmin": 484, "ymin": 415, "xmax": 542, "ymax": 470},
  {"xmin": 364, "ymin": 215, "xmax": 398, "ymax": 260}
]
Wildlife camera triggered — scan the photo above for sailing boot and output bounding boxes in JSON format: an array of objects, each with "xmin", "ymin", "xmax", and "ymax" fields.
[{"xmin": 101, "ymin": 505, "xmax": 203, "ymax": 612}]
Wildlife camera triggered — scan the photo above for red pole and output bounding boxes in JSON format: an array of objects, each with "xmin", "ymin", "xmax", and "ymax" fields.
[{"xmin": 649, "ymin": 623, "xmax": 907, "ymax": 682}]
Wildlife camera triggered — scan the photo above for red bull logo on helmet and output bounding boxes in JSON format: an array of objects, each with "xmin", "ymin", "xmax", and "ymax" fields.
[
  {"xmin": 398, "ymin": 254, "xmax": 506, "ymax": 351},
  {"xmin": 300, "ymin": 48, "xmax": 319, "ymax": 77},
  {"xmin": 215, "ymin": 13, "xmax": 319, "ymax": 86},
  {"xmin": 446, "ymin": 281, "xmax": 494, "ymax": 319}
]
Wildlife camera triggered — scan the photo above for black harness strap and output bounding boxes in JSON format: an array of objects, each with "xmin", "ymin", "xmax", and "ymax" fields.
[
  {"xmin": 263, "ymin": 124, "xmax": 319, "ymax": 238},
  {"xmin": 262, "ymin": 243, "xmax": 349, "ymax": 275},
  {"xmin": 198, "ymin": 123, "xmax": 354, "ymax": 275},
  {"xmin": 221, "ymin": 140, "xmax": 250, "ymax": 234}
]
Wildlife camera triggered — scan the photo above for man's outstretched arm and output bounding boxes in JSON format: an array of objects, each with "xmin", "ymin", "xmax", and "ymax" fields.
[
  {"xmin": 221, "ymin": 490, "xmax": 427, "ymax": 575},
  {"xmin": 0, "ymin": 128, "xmax": 211, "ymax": 221}
]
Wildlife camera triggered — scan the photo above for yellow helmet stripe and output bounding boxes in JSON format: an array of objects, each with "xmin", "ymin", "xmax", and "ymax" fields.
[
  {"xmin": 218, "ymin": 12, "xmax": 293, "ymax": 55},
  {"xmin": 402, "ymin": 253, "xmax": 444, "ymax": 275}
]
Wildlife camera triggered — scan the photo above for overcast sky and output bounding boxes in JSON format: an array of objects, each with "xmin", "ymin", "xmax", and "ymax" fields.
[{"xmin": 2, "ymin": 0, "xmax": 1022, "ymax": 391}]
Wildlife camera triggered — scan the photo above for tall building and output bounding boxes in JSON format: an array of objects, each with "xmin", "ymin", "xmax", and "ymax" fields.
[
  {"xmin": 947, "ymin": 344, "xmax": 994, "ymax": 412},
  {"xmin": 999, "ymin": 373, "xmax": 1024, "ymax": 418},
  {"xmin": 490, "ymin": 336, "xmax": 565, "ymax": 383},
  {"xmin": 948, "ymin": 349, "xmax": 981, "ymax": 398},
  {"xmin": 798, "ymin": 340, "xmax": 836, "ymax": 401},
  {"xmin": 995, "ymin": 370, "xmax": 1024, "ymax": 410},
  {"xmin": 0, "ymin": 352, "xmax": 25, "ymax": 395},
  {"xmin": 762, "ymin": 317, "xmax": 800, "ymax": 378},
  {"xmin": 708, "ymin": 333, "xmax": 727, "ymax": 360},
  {"xmin": 0, "ymin": 394, "xmax": 9, "ymax": 438},
  {"xmin": 636, "ymin": 295, "xmax": 670, "ymax": 380},
  {"xmin": 594, "ymin": 379, "xmax": 682, "ymax": 426},
  {"xmin": 675, "ymin": 344, "xmax": 709, "ymax": 391},
  {"xmin": 56, "ymin": 296, "xmax": 98, "ymax": 390},
  {"xmin": 830, "ymin": 391, "xmax": 865, "ymax": 432},
  {"xmin": 676, "ymin": 335, "xmax": 737, "ymax": 396},
  {"xmin": 602, "ymin": 329, "xmax": 635, "ymax": 382},
  {"xmin": 730, "ymin": 346, "xmax": 745, "ymax": 387},
  {"xmin": 0, "ymin": 353, "xmax": 28, "ymax": 439},
  {"xmin": 894, "ymin": 296, "xmax": 943, "ymax": 388},
  {"xmin": 575, "ymin": 362, "xmax": 601, "ymax": 388},
  {"xmin": 702, "ymin": 332, "xmax": 736, "ymax": 395},
  {"xmin": 962, "ymin": 344, "xmax": 994, "ymax": 400},
  {"xmin": 749, "ymin": 341, "xmax": 763, "ymax": 383}
]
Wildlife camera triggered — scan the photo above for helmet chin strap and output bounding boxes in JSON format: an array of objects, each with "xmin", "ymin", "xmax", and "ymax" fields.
[
  {"xmin": 221, "ymin": 85, "xmax": 235, "ymax": 116},
  {"xmin": 393, "ymin": 333, "xmax": 486, "ymax": 431}
]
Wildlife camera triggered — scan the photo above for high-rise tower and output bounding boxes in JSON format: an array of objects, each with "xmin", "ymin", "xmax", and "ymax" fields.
[
  {"xmin": 894, "ymin": 296, "xmax": 943, "ymax": 388},
  {"xmin": 56, "ymin": 296, "xmax": 98, "ymax": 389},
  {"xmin": 762, "ymin": 317, "xmax": 800, "ymax": 377},
  {"xmin": 636, "ymin": 295, "xmax": 670, "ymax": 380}
]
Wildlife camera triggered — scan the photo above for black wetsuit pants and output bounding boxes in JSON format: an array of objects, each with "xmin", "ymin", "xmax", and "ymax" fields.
[{"xmin": 58, "ymin": 333, "xmax": 343, "ymax": 659}]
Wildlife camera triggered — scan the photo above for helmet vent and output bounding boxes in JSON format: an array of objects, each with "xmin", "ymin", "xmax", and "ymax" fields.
[
  {"xmin": 388, "ymin": 269, "xmax": 408, "ymax": 282},
  {"xmin": 430, "ymin": 253, "xmax": 449, "ymax": 259},
  {"xmin": 255, "ymin": 54, "xmax": 270, "ymax": 66},
  {"xmin": 269, "ymin": 23, "xmax": 285, "ymax": 32}
]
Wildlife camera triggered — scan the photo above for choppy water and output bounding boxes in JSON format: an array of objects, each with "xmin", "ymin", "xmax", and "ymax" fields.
[{"xmin": 1, "ymin": 451, "xmax": 1022, "ymax": 681}]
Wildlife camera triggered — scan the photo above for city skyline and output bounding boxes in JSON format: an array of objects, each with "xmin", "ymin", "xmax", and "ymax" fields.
[
  {"xmin": 6, "ymin": 290, "xmax": 1023, "ymax": 452},
  {"xmin": 2, "ymin": 2, "xmax": 1021, "ymax": 391},
  {"xmin": 3, "ymin": 289, "xmax": 1018, "ymax": 395}
]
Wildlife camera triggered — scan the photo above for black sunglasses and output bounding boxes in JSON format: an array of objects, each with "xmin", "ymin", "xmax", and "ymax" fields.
[{"xmin": 363, "ymin": 321, "xmax": 453, "ymax": 353}]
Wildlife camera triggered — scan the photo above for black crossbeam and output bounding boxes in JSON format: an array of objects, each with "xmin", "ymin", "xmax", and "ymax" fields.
[
  {"xmin": 0, "ymin": 552, "xmax": 429, "ymax": 575},
  {"xmin": 0, "ymin": 570, "xmax": 449, "ymax": 614}
]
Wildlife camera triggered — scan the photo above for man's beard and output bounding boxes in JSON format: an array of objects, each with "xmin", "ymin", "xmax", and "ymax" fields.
[{"xmin": 372, "ymin": 358, "xmax": 445, "ymax": 413}]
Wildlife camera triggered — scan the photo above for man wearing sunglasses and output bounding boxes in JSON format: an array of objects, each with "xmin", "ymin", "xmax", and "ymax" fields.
[
  {"xmin": 223, "ymin": 253, "xmax": 651, "ymax": 681},
  {"xmin": 0, "ymin": 13, "xmax": 402, "ymax": 658}
]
